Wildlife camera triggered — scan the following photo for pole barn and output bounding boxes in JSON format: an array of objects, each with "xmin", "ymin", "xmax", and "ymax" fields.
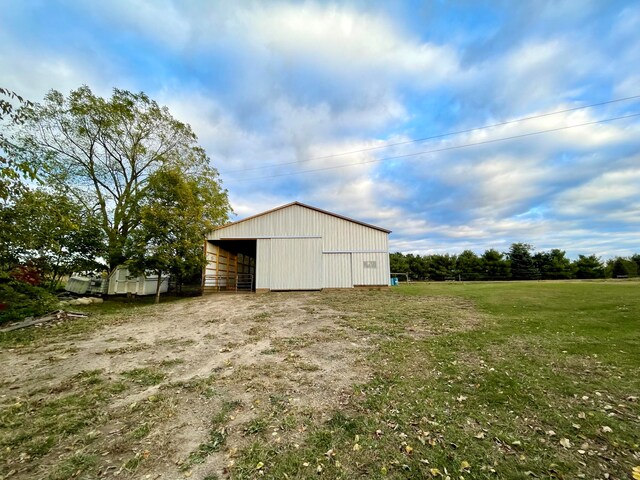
[{"xmin": 203, "ymin": 202, "xmax": 391, "ymax": 292}]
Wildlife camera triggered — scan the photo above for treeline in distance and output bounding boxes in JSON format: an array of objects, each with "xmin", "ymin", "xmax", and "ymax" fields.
[{"xmin": 390, "ymin": 243, "xmax": 640, "ymax": 281}]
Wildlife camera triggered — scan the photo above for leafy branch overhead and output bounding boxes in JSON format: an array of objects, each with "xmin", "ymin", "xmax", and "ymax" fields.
[
  {"xmin": 18, "ymin": 85, "xmax": 231, "ymax": 269},
  {"xmin": 0, "ymin": 88, "xmax": 36, "ymax": 201}
]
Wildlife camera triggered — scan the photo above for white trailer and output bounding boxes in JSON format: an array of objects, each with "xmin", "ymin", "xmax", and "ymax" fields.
[{"xmin": 107, "ymin": 267, "xmax": 169, "ymax": 296}]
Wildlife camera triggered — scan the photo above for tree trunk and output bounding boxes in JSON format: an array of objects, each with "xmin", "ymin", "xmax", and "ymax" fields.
[
  {"xmin": 155, "ymin": 270, "xmax": 162, "ymax": 304},
  {"xmin": 107, "ymin": 232, "xmax": 127, "ymax": 271}
]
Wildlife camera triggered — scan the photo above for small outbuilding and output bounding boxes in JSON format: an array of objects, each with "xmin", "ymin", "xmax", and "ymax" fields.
[{"xmin": 203, "ymin": 201, "xmax": 391, "ymax": 292}]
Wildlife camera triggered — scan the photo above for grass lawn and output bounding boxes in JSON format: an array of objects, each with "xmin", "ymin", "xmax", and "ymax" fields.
[
  {"xmin": 0, "ymin": 281, "xmax": 638, "ymax": 479},
  {"xmin": 233, "ymin": 281, "xmax": 640, "ymax": 479}
]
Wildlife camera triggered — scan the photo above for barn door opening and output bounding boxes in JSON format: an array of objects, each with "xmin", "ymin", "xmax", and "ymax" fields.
[{"xmin": 204, "ymin": 240, "xmax": 256, "ymax": 293}]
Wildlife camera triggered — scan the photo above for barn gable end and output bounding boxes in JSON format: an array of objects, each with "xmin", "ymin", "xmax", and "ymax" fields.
[{"xmin": 203, "ymin": 202, "xmax": 390, "ymax": 292}]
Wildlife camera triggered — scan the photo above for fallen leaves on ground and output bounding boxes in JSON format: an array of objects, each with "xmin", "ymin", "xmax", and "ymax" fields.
[{"xmin": 559, "ymin": 438, "xmax": 572, "ymax": 449}]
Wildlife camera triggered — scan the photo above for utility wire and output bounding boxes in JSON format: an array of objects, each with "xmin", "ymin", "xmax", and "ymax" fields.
[
  {"xmin": 231, "ymin": 112, "xmax": 640, "ymax": 181},
  {"xmin": 221, "ymin": 94, "xmax": 640, "ymax": 175}
]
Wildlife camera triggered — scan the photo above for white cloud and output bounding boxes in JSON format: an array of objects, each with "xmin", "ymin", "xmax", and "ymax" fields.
[
  {"xmin": 3, "ymin": 0, "xmax": 640, "ymax": 259},
  {"xmin": 553, "ymin": 163, "xmax": 640, "ymax": 217},
  {"xmin": 79, "ymin": 0, "xmax": 192, "ymax": 50},
  {"xmin": 239, "ymin": 3, "xmax": 459, "ymax": 87},
  {"xmin": 92, "ymin": 2, "xmax": 460, "ymax": 88},
  {"xmin": 0, "ymin": 42, "xmax": 114, "ymax": 101}
]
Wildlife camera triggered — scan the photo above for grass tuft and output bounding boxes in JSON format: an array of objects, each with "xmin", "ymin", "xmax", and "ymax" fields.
[{"xmin": 120, "ymin": 367, "xmax": 166, "ymax": 386}]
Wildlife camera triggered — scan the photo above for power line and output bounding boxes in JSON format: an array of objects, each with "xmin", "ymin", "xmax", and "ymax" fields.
[
  {"xmin": 221, "ymin": 94, "xmax": 640, "ymax": 175},
  {"xmin": 231, "ymin": 112, "xmax": 640, "ymax": 181}
]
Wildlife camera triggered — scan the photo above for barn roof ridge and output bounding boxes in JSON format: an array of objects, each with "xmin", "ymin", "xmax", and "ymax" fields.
[{"xmin": 213, "ymin": 201, "xmax": 391, "ymax": 233}]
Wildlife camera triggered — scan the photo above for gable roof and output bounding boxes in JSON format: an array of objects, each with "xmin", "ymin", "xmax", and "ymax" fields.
[{"xmin": 214, "ymin": 201, "xmax": 391, "ymax": 234}]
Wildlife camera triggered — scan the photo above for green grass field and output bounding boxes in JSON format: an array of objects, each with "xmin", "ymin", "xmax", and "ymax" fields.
[
  {"xmin": 1, "ymin": 281, "xmax": 638, "ymax": 479},
  {"xmin": 233, "ymin": 281, "xmax": 640, "ymax": 479}
]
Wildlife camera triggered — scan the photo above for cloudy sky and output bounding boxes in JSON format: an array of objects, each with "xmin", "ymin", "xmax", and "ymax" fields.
[{"xmin": 2, "ymin": 0, "xmax": 639, "ymax": 258}]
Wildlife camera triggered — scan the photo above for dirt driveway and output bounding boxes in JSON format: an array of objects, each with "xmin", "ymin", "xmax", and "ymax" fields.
[{"xmin": 1, "ymin": 292, "xmax": 377, "ymax": 479}]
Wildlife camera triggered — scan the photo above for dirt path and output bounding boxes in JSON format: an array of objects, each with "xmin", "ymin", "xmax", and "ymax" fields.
[{"xmin": 0, "ymin": 292, "xmax": 376, "ymax": 479}]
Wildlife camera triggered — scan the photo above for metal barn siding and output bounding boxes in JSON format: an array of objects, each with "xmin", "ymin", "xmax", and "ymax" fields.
[
  {"xmin": 350, "ymin": 252, "xmax": 390, "ymax": 286},
  {"xmin": 323, "ymin": 253, "xmax": 352, "ymax": 288},
  {"xmin": 270, "ymin": 238, "xmax": 323, "ymax": 290},
  {"xmin": 205, "ymin": 202, "xmax": 390, "ymax": 291},
  {"xmin": 255, "ymin": 239, "xmax": 271, "ymax": 290},
  {"xmin": 208, "ymin": 204, "xmax": 388, "ymax": 251}
]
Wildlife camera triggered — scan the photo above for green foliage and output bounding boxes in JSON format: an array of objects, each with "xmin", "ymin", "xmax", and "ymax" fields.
[
  {"xmin": 507, "ymin": 242, "xmax": 538, "ymax": 280},
  {"xmin": 389, "ymin": 252, "xmax": 409, "ymax": 275},
  {"xmin": 456, "ymin": 249, "xmax": 483, "ymax": 280},
  {"xmin": 0, "ymin": 275, "xmax": 58, "ymax": 323},
  {"xmin": 611, "ymin": 258, "xmax": 630, "ymax": 277},
  {"xmin": 533, "ymin": 248, "xmax": 573, "ymax": 279},
  {"xmin": 481, "ymin": 248, "xmax": 511, "ymax": 280},
  {"xmin": 0, "ymin": 87, "xmax": 36, "ymax": 201},
  {"xmin": 572, "ymin": 254, "xmax": 605, "ymax": 279},
  {"xmin": 19, "ymin": 85, "xmax": 230, "ymax": 269},
  {"xmin": 391, "ymin": 246, "xmax": 637, "ymax": 282},
  {"xmin": 427, "ymin": 253, "xmax": 456, "ymax": 280},
  {"xmin": 0, "ymin": 189, "xmax": 105, "ymax": 288},
  {"xmin": 606, "ymin": 257, "xmax": 637, "ymax": 278},
  {"xmin": 406, "ymin": 253, "xmax": 429, "ymax": 280},
  {"xmin": 632, "ymin": 254, "xmax": 640, "ymax": 274},
  {"xmin": 391, "ymin": 250, "xmax": 511, "ymax": 281},
  {"xmin": 127, "ymin": 166, "xmax": 229, "ymax": 301}
]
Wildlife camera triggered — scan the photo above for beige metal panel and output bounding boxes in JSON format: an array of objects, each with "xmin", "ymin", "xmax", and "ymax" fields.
[
  {"xmin": 208, "ymin": 204, "xmax": 389, "ymax": 252},
  {"xmin": 207, "ymin": 204, "xmax": 390, "ymax": 290},
  {"xmin": 208, "ymin": 204, "xmax": 308, "ymax": 239},
  {"xmin": 270, "ymin": 238, "xmax": 322, "ymax": 290},
  {"xmin": 351, "ymin": 252, "xmax": 390, "ymax": 286},
  {"xmin": 256, "ymin": 239, "xmax": 271, "ymax": 289},
  {"xmin": 322, "ymin": 253, "xmax": 352, "ymax": 288},
  {"xmin": 321, "ymin": 215, "xmax": 388, "ymax": 251}
]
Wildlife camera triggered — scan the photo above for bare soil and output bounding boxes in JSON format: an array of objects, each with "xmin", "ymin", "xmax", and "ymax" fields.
[{"xmin": 0, "ymin": 292, "xmax": 378, "ymax": 479}]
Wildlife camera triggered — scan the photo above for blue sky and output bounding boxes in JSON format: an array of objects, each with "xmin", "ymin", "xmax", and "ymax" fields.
[{"xmin": 2, "ymin": 0, "xmax": 639, "ymax": 258}]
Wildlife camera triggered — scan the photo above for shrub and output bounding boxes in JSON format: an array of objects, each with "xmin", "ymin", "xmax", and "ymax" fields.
[
  {"xmin": 11, "ymin": 264, "xmax": 42, "ymax": 285},
  {"xmin": 0, "ymin": 276, "xmax": 58, "ymax": 324}
]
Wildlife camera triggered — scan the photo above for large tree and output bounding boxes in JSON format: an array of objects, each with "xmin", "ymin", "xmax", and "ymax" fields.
[
  {"xmin": 533, "ymin": 249, "xmax": 573, "ymax": 280},
  {"xmin": 0, "ymin": 189, "xmax": 105, "ymax": 290},
  {"xmin": 389, "ymin": 252, "xmax": 410, "ymax": 275},
  {"xmin": 481, "ymin": 249, "xmax": 510, "ymax": 280},
  {"xmin": 631, "ymin": 254, "xmax": 640, "ymax": 276},
  {"xmin": 610, "ymin": 258, "xmax": 631, "ymax": 278},
  {"xmin": 406, "ymin": 253, "xmax": 429, "ymax": 280},
  {"xmin": 19, "ymin": 86, "xmax": 230, "ymax": 269},
  {"xmin": 507, "ymin": 243, "xmax": 538, "ymax": 280},
  {"xmin": 572, "ymin": 254, "xmax": 605, "ymax": 279},
  {"xmin": 456, "ymin": 250, "xmax": 483, "ymax": 281},
  {"xmin": 427, "ymin": 254, "xmax": 456, "ymax": 281},
  {"xmin": 127, "ymin": 166, "xmax": 229, "ymax": 303}
]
